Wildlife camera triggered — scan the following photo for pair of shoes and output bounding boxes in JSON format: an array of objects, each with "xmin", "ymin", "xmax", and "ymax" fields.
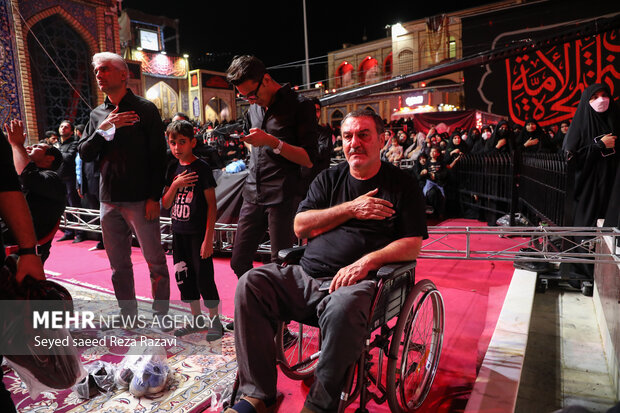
[
  {"xmin": 152, "ymin": 313, "xmax": 174, "ymax": 332},
  {"xmin": 57, "ymin": 233, "xmax": 74, "ymax": 242},
  {"xmin": 281, "ymin": 328, "xmax": 297, "ymax": 350},
  {"xmin": 206, "ymin": 316, "xmax": 224, "ymax": 342}
]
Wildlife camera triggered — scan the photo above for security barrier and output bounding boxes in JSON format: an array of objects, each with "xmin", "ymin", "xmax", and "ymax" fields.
[{"xmin": 455, "ymin": 151, "xmax": 572, "ymax": 226}]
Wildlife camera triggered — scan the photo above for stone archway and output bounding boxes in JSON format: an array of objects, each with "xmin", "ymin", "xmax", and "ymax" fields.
[
  {"xmin": 205, "ymin": 97, "xmax": 230, "ymax": 124},
  {"xmin": 27, "ymin": 14, "xmax": 95, "ymax": 137},
  {"xmin": 146, "ymin": 82, "xmax": 178, "ymax": 119}
]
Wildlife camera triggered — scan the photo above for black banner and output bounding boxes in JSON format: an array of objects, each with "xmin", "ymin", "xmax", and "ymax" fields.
[{"xmin": 463, "ymin": 2, "xmax": 620, "ymax": 127}]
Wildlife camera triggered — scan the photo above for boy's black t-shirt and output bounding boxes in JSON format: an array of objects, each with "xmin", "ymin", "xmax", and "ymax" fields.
[
  {"xmin": 165, "ymin": 158, "xmax": 217, "ymax": 234},
  {"xmin": 298, "ymin": 161, "xmax": 428, "ymax": 278}
]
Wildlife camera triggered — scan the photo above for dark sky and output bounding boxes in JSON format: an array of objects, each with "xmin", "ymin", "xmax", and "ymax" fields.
[{"xmin": 121, "ymin": 0, "xmax": 496, "ymax": 86}]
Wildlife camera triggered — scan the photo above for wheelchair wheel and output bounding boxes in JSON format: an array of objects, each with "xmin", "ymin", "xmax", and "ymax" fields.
[
  {"xmin": 276, "ymin": 321, "xmax": 321, "ymax": 380},
  {"xmin": 386, "ymin": 279, "xmax": 444, "ymax": 412}
]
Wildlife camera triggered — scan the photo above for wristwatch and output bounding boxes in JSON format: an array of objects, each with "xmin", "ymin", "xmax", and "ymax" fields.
[
  {"xmin": 17, "ymin": 246, "xmax": 41, "ymax": 256},
  {"xmin": 273, "ymin": 139, "xmax": 284, "ymax": 154}
]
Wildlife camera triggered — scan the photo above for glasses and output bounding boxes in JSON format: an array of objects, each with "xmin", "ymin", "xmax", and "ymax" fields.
[{"xmin": 238, "ymin": 75, "xmax": 264, "ymax": 101}]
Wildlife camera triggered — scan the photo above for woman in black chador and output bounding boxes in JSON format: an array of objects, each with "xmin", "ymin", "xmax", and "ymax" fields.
[{"xmin": 563, "ymin": 83, "xmax": 619, "ymax": 280}]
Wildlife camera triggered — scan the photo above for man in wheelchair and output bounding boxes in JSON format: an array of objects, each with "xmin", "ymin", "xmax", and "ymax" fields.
[{"xmin": 229, "ymin": 109, "xmax": 428, "ymax": 413}]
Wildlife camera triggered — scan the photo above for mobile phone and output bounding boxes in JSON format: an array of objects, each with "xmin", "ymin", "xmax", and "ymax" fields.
[{"xmin": 594, "ymin": 134, "xmax": 616, "ymax": 157}]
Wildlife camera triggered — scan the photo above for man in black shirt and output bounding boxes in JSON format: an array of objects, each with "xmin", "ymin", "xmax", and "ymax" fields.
[
  {"xmin": 4, "ymin": 119, "xmax": 65, "ymax": 263},
  {"xmin": 229, "ymin": 109, "xmax": 427, "ymax": 413},
  {"xmin": 56, "ymin": 120, "xmax": 84, "ymax": 242},
  {"xmin": 79, "ymin": 52, "xmax": 170, "ymax": 320},
  {"xmin": 299, "ymin": 98, "xmax": 333, "ymax": 191},
  {"xmin": 225, "ymin": 55, "xmax": 317, "ymax": 280}
]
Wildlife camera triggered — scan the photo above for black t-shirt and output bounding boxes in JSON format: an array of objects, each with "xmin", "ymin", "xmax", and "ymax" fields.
[
  {"xmin": 20, "ymin": 163, "xmax": 66, "ymax": 239},
  {"xmin": 165, "ymin": 159, "xmax": 217, "ymax": 235},
  {"xmin": 298, "ymin": 161, "xmax": 428, "ymax": 278}
]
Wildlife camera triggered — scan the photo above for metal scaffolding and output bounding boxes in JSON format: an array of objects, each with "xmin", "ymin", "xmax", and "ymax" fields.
[{"xmin": 60, "ymin": 207, "xmax": 618, "ymax": 264}]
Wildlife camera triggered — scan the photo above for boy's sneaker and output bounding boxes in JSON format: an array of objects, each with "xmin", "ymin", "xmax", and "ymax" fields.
[{"xmin": 206, "ymin": 316, "xmax": 224, "ymax": 342}]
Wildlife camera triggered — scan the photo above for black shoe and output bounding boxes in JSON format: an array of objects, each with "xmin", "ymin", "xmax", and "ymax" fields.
[
  {"xmin": 206, "ymin": 316, "xmax": 224, "ymax": 342},
  {"xmin": 58, "ymin": 234, "xmax": 74, "ymax": 242},
  {"xmin": 72, "ymin": 236, "xmax": 86, "ymax": 244},
  {"xmin": 225, "ymin": 321, "xmax": 234, "ymax": 332}
]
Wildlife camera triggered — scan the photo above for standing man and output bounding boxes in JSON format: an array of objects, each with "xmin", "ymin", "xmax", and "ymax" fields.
[
  {"xmin": 56, "ymin": 120, "xmax": 84, "ymax": 242},
  {"xmin": 303, "ymin": 98, "xmax": 334, "ymax": 182},
  {"xmin": 225, "ymin": 55, "xmax": 317, "ymax": 284},
  {"xmin": 78, "ymin": 52, "xmax": 170, "ymax": 322}
]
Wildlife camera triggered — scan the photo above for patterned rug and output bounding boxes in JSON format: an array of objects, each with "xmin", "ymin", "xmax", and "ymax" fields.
[{"xmin": 3, "ymin": 279, "xmax": 237, "ymax": 413}]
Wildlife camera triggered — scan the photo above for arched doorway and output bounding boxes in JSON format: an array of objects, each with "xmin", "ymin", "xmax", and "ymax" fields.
[
  {"xmin": 383, "ymin": 52, "xmax": 393, "ymax": 80},
  {"xmin": 358, "ymin": 56, "xmax": 379, "ymax": 85},
  {"xmin": 335, "ymin": 62, "xmax": 355, "ymax": 89},
  {"xmin": 146, "ymin": 82, "xmax": 178, "ymax": 119},
  {"xmin": 28, "ymin": 15, "xmax": 94, "ymax": 138},
  {"xmin": 205, "ymin": 97, "xmax": 230, "ymax": 124},
  {"xmin": 330, "ymin": 109, "xmax": 344, "ymax": 129}
]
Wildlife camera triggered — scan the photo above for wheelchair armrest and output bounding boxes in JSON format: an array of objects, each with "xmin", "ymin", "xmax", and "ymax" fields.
[
  {"xmin": 376, "ymin": 260, "xmax": 417, "ymax": 281},
  {"xmin": 278, "ymin": 245, "xmax": 307, "ymax": 264}
]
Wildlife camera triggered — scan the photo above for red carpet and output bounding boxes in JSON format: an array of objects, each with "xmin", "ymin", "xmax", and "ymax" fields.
[{"xmin": 39, "ymin": 218, "xmax": 521, "ymax": 412}]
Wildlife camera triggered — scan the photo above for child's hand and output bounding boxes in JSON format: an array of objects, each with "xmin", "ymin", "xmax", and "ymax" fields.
[
  {"xmin": 173, "ymin": 170, "xmax": 198, "ymax": 189},
  {"xmin": 200, "ymin": 239, "xmax": 213, "ymax": 259}
]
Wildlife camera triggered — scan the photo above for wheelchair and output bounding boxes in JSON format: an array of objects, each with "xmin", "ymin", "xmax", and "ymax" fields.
[{"xmin": 229, "ymin": 246, "xmax": 445, "ymax": 413}]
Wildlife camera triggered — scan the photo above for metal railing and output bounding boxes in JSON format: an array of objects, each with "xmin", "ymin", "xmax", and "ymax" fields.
[
  {"xmin": 455, "ymin": 152, "xmax": 572, "ymax": 227},
  {"xmin": 60, "ymin": 207, "xmax": 618, "ymax": 264}
]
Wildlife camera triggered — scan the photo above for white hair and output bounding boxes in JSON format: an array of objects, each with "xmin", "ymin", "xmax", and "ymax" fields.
[{"xmin": 92, "ymin": 52, "xmax": 129, "ymax": 75}]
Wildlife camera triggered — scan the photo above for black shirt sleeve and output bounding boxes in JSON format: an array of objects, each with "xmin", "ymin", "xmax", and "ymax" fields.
[{"xmin": 0, "ymin": 131, "xmax": 19, "ymax": 192}]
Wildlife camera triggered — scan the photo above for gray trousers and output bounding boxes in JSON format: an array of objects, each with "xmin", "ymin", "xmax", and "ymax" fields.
[
  {"xmin": 100, "ymin": 201, "xmax": 170, "ymax": 314},
  {"xmin": 234, "ymin": 263, "xmax": 376, "ymax": 412},
  {"xmin": 230, "ymin": 199, "xmax": 297, "ymax": 278}
]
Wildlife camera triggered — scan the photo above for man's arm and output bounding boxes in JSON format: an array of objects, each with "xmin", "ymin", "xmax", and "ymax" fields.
[
  {"xmin": 4, "ymin": 120, "xmax": 30, "ymax": 174},
  {"xmin": 329, "ymin": 236, "xmax": 422, "ymax": 293},
  {"xmin": 201, "ymin": 188, "xmax": 217, "ymax": 259},
  {"xmin": 294, "ymin": 188, "xmax": 395, "ymax": 239},
  {"xmin": 78, "ymin": 114, "xmax": 106, "ymax": 162},
  {"xmin": 0, "ymin": 191, "xmax": 45, "ymax": 282},
  {"xmin": 61, "ymin": 138, "xmax": 78, "ymax": 163},
  {"xmin": 241, "ymin": 128, "xmax": 313, "ymax": 168}
]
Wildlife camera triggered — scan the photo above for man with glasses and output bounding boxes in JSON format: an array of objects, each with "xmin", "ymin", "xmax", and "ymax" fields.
[{"xmin": 225, "ymin": 55, "xmax": 318, "ymax": 298}]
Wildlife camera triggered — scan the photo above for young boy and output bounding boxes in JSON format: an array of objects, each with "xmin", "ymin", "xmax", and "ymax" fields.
[{"xmin": 162, "ymin": 120, "xmax": 222, "ymax": 341}]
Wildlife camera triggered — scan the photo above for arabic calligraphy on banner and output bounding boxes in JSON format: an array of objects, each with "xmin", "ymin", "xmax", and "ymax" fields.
[
  {"xmin": 132, "ymin": 50, "xmax": 188, "ymax": 79},
  {"xmin": 506, "ymin": 29, "xmax": 620, "ymax": 126}
]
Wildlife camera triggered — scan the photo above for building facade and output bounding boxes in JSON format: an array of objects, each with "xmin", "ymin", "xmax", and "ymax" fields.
[{"xmin": 1, "ymin": 0, "xmax": 119, "ymax": 142}]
